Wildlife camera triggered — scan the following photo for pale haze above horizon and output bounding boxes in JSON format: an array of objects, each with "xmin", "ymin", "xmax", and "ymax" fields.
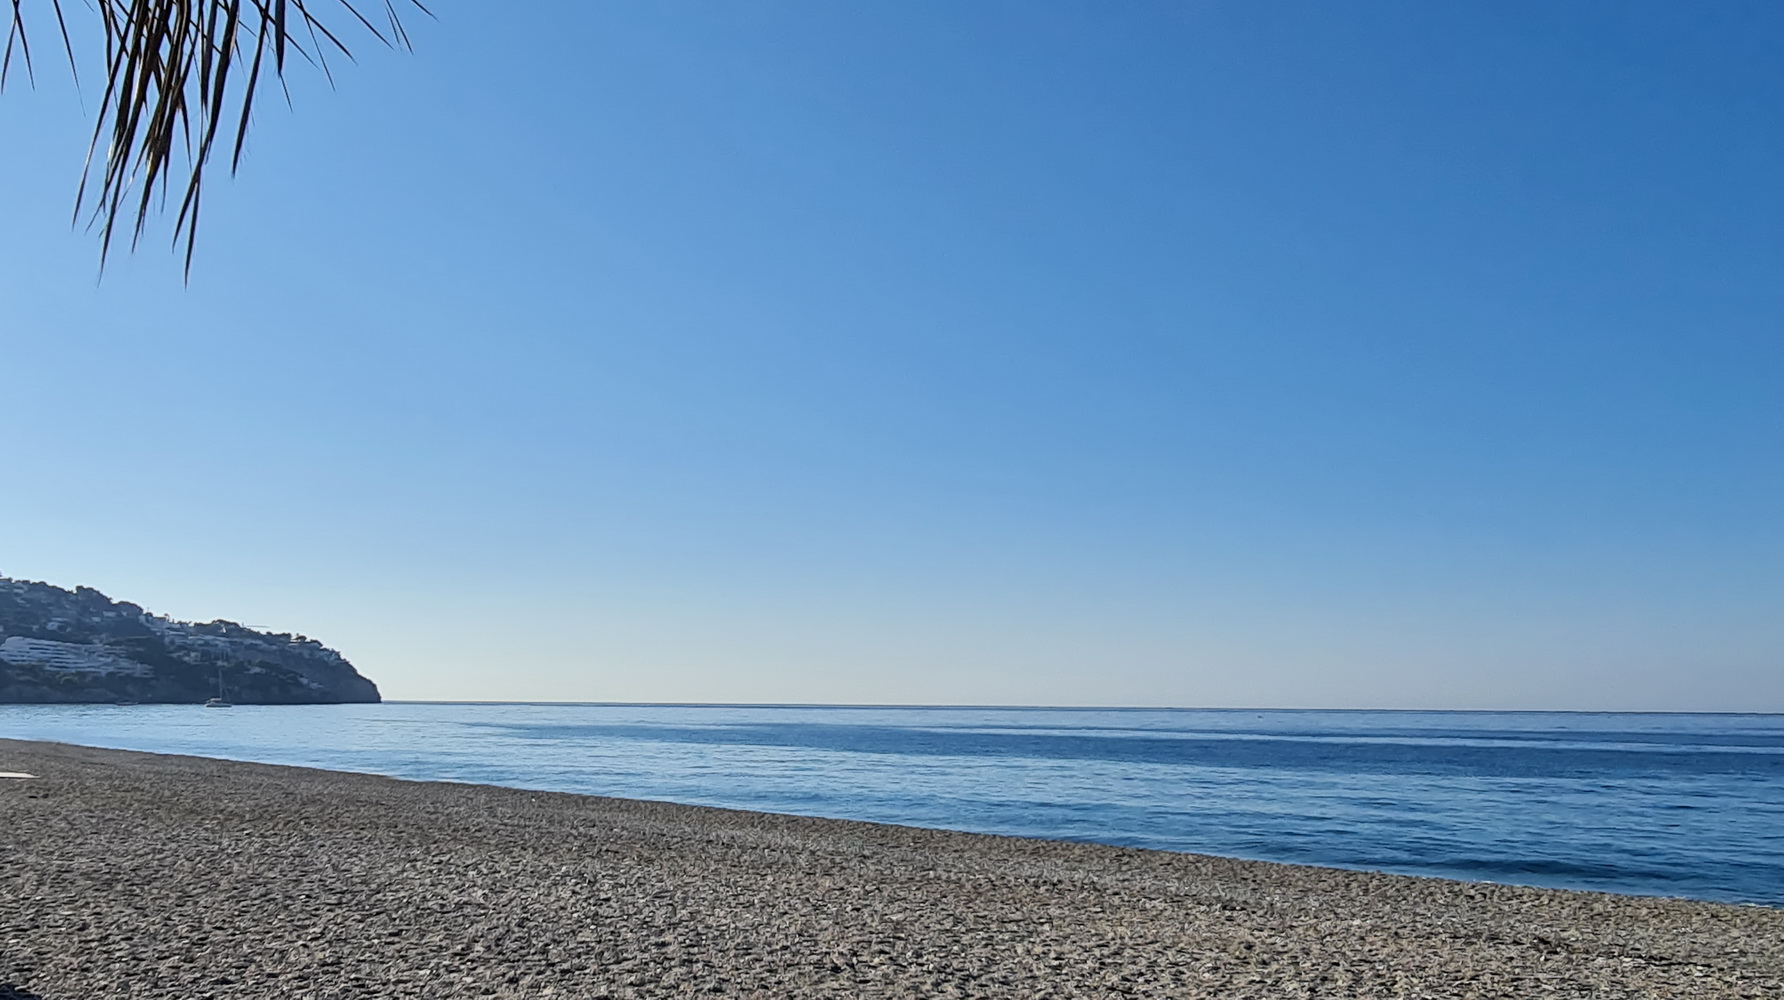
[{"xmin": 3, "ymin": 2, "xmax": 1780, "ymax": 711}]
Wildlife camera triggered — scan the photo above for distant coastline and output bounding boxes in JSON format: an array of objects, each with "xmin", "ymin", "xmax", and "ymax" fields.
[{"xmin": 0, "ymin": 575, "xmax": 378, "ymax": 704}]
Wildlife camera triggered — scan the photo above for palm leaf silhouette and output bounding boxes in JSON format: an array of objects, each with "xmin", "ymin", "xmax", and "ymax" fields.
[{"xmin": 4, "ymin": 1, "xmax": 425, "ymax": 274}]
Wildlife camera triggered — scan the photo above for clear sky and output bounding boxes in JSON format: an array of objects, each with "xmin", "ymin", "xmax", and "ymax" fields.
[{"xmin": 2, "ymin": 2, "xmax": 1780, "ymax": 709}]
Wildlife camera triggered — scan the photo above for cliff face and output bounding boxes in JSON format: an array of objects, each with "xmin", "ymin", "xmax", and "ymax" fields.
[{"xmin": 0, "ymin": 576, "xmax": 380, "ymax": 704}]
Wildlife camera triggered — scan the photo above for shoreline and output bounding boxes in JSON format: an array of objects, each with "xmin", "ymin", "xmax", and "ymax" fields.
[
  {"xmin": 0, "ymin": 733, "xmax": 1767, "ymax": 911},
  {"xmin": 3, "ymin": 738, "xmax": 1781, "ymax": 998},
  {"xmin": 6, "ymin": 703, "xmax": 1777, "ymax": 909}
]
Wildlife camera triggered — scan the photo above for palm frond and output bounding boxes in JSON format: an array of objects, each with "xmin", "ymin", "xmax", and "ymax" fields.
[{"xmin": 4, "ymin": 0, "xmax": 427, "ymax": 275}]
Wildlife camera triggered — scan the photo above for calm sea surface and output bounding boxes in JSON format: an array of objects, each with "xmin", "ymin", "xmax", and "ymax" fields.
[{"xmin": 3, "ymin": 703, "xmax": 1781, "ymax": 906}]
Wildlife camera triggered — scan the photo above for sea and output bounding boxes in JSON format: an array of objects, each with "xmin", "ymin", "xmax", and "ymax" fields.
[{"xmin": 2, "ymin": 703, "xmax": 1780, "ymax": 907}]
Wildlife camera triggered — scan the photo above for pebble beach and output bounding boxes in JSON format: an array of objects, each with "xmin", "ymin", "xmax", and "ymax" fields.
[{"xmin": 2, "ymin": 738, "xmax": 1780, "ymax": 999}]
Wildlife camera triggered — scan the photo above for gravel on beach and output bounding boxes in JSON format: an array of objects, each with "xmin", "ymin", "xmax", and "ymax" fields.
[{"xmin": 1, "ymin": 739, "xmax": 1779, "ymax": 999}]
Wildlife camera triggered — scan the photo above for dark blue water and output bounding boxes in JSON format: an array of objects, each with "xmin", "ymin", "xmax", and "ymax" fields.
[{"xmin": 3, "ymin": 703, "xmax": 1780, "ymax": 906}]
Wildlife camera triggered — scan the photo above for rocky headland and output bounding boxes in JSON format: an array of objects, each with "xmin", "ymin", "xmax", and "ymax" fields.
[{"xmin": 0, "ymin": 576, "xmax": 378, "ymax": 704}]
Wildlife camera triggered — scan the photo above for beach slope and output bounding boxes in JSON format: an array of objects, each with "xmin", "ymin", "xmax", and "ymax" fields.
[{"xmin": 1, "ymin": 739, "xmax": 1778, "ymax": 998}]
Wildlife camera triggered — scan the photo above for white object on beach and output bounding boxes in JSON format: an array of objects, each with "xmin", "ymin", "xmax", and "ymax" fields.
[{"xmin": 0, "ymin": 771, "xmax": 36, "ymax": 779}]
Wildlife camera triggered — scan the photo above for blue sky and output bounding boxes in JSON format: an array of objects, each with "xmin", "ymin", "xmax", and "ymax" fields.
[{"xmin": 2, "ymin": 2, "xmax": 1780, "ymax": 708}]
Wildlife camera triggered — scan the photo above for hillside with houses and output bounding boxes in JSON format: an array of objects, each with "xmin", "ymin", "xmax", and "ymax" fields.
[{"xmin": 0, "ymin": 576, "xmax": 380, "ymax": 704}]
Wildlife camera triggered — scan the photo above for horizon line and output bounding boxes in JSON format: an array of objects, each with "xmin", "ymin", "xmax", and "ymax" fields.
[{"xmin": 371, "ymin": 701, "xmax": 1784, "ymax": 717}]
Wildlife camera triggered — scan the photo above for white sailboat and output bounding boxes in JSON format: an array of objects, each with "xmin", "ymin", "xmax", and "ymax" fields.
[{"xmin": 204, "ymin": 666, "xmax": 233, "ymax": 708}]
